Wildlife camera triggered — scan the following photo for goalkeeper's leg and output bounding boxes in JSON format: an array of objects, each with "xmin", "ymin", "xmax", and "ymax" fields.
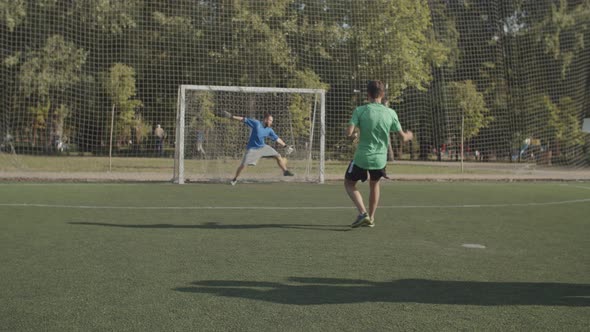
[
  {"xmin": 232, "ymin": 148, "xmax": 259, "ymax": 184},
  {"xmin": 274, "ymin": 156, "xmax": 294, "ymax": 176},
  {"xmin": 231, "ymin": 164, "xmax": 245, "ymax": 185}
]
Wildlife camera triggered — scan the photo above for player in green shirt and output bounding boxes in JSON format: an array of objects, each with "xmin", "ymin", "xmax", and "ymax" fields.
[{"xmin": 345, "ymin": 80, "xmax": 413, "ymax": 228}]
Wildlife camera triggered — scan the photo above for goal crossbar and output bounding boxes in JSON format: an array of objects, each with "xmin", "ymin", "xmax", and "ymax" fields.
[{"xmin": 179, "ymin": 85, "xmax": 326, "ymax": 95}]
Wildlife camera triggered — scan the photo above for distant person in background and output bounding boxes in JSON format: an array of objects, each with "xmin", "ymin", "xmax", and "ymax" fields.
[
  {"xmin": 1, "ymin": 133, "xmax": 13, "ymax": 152},
  {"xmin": 195, "ymin": 129, "xmax": 206, "ymax": 158},
  {"xmin": 154, "ymin": 124, "xmax": 165, "ymax": 156}
]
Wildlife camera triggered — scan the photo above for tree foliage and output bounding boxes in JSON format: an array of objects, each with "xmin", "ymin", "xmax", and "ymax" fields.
[
  {"xmin": 0, "ymin": 0, "xmax": 26, "ymax": 32},
  {"xmin": 0, "ymin": 0, "xmax": 588, "ymax": 164},
  {"xmin": 446, "ymin": 80, "xmax": 493, "ymax": 141},
  {"xmin": 19, "ymin": 35, "xmax": 86, "ymax": 100},
  {"xmin": 103, "ymin": 63, "xmax": 143, "ymax": 145}
]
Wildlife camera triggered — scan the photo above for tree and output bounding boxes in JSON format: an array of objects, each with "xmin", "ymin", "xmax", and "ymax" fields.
[
  {"xmin": 287, "ymin": 69, "xmax": 330, "ymax": 140},
  {"xmin": 18, "ymin": 34, "xmax": 86, "ymax": 147},
  {"xmin": 446, "ymin": 80, "xmax": 493, "ymax": 155},
  {"xmin": 204, "ymin": 0, "xmax": 297, "ymax": 87},
  {"xmin": 501, "ymin": 0, "xmax": 590, "ymax": 163},
  {"xmin": 290, "ymin": 0, "xmax": 449, "ymax": 153},
  {"xmin": 0, "ymin": 0, "xmax": 26, "ymax": 32},
  {"xmin": 133, "ymin": 6, "xmax": 204, "ymax": 131},
  {"xmin": 103, "ymin": 63, "xmax": 142, "ymax": 167},
  {"xmin": 350, "ymin": 0, "xmax": 449, "ymax": 99},
  {"xmin": 74, "ymin": 0, "xmax": 140, "ymax": 35}
]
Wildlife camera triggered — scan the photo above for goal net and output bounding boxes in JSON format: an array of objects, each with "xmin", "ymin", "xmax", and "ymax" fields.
[
  {"xmin": 173, "ymin": 85, "xmax": 326, "ymax": 184},
  {"xmin": 1, "ymin": 1, "xmax": 588, "ymax": 183}
]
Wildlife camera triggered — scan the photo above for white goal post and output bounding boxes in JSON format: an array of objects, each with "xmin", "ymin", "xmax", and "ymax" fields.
[{"xmin": 173, "ymin": 85, "xmax": 326, "ymax": 184}]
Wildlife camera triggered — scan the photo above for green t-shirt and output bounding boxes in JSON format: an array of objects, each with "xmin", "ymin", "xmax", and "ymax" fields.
[{"xmin": 349, "ymin": 103, "xmax": 402, "ymax": 170}]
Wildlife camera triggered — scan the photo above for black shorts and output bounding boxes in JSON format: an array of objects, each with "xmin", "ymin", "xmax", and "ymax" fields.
[{"xmin": 344, "ymin": 160, "xmax": 388, "ymax": 182}]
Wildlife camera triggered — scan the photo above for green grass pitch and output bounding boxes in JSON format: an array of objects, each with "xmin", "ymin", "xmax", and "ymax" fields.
[{"xmin": 1, "ymin": 181, "xmax": 589, "ymax": 331}]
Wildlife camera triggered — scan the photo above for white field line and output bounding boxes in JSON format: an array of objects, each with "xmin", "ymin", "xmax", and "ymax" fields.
[
  {"xmin": 561, "ymin": 184, "xmax": 590, "ymax": 191},
  {"xmin": 1, "ymin": 198, "xmax": 589, "ymax": 210}
]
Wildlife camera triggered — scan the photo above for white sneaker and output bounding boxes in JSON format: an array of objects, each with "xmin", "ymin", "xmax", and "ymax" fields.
[{"xmin": 230, "ymin": 179, "xmax": 237, "ymax": 186}]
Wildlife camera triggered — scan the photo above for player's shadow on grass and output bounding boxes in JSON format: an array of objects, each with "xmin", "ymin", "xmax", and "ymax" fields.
[
  {"xmin": 174, "ymin": 277, "xmax": 590, "ymax": 307},
  {"xmin": 68, "ymin": 221, "xmax": 350, "ymax": 232}
]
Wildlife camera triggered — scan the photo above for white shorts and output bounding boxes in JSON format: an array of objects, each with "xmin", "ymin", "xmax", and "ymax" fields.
[{"xmin": 241, "ymin": 145, "xmax": 280, "ymax": 166}]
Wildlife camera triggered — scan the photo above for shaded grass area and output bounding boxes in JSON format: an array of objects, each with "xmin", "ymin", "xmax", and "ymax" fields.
[{"xmin": 0, "ymin": 182, "xmax": 589, "ymax": 331}]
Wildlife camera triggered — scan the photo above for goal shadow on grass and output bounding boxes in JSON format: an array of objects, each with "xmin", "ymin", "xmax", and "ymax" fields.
[
  {"xmin": 174, "ymin": 277, "xmax": 590, "ymax": 307},
  {"xmin": 68, "ymin": 221, "xmax": 351, "ymax": 232}
]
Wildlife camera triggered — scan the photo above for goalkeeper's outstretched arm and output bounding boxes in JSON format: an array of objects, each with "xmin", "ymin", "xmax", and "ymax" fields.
[
  {"xmin": 222, "ymin": 111, "xmax": 243, "ymax": 122},
  {"xmin": 276, "ymin": 137, "xmax": 287, "ymax": 147}
]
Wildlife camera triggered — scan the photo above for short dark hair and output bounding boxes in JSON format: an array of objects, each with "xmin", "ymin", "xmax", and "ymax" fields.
[
  {"xmin": 367, "ymin": 80, "xmax": 385, "ymax": 99},
  {"xmin": 263, "ymin": 113, "xmax": 272, "ymax": 119}
]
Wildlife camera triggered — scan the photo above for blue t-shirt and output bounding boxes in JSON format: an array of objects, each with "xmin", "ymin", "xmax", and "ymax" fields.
[
  {"xmin": 195, "ymin": 130, "xmax": 204, "ymax": 142},
  {"xmin": 244, "ymin": 118, "xmax": 279, "ymax": 149}
]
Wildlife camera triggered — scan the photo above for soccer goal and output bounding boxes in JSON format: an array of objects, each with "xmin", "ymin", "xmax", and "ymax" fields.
[{"xmin": 173, "ymin": 85, "xmax": 326, "ymax": 184}]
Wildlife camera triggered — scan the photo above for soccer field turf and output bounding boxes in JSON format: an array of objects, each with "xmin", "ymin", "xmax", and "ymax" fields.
[{"xmin": 1, "ymin": 182, "xmax": 589, "ymax": 331}]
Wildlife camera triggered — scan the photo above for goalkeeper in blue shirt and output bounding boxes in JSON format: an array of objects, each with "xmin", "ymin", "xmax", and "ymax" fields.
[{"xmin": 223, "ymin": 111, "xmax": 295, "ymax": 185}]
